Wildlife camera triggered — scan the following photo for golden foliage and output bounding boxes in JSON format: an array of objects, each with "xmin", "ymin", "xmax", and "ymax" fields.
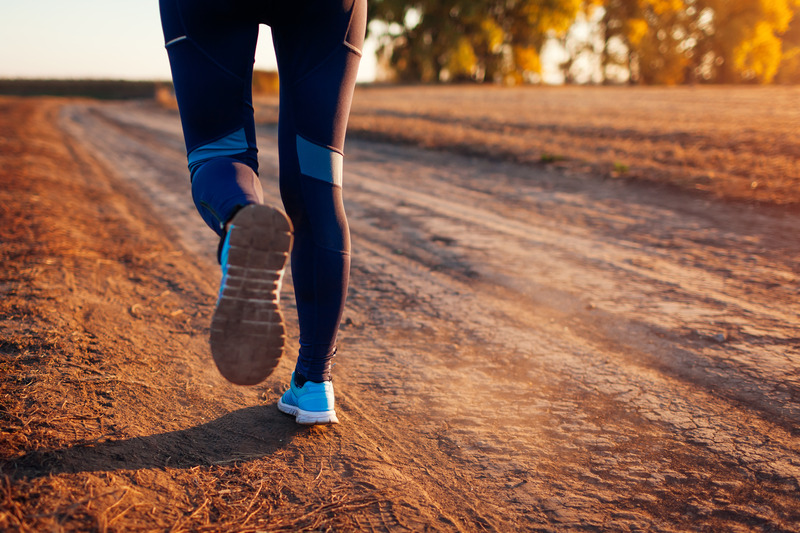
[
  {"xmin": 702, "ymin": 0, "xmax": 795, "ymax": 82},
  {"xmin": 513, "ymin": 46, "xmax": 542, "ymax": 74},
  {"xmin": 732, "ymin": 21, "xmax": 783, "ymax": 82},
  {"xmin": 479, "ymin": 18, "xmax": 504, "ymax": 54},
  {"xmin": 523, "ymin": 0, "xmax": 584, "ymax": 35},
  {"xmin": 447, "ymin": 37, "xmax": 479, "ymax": 79},
  {"xmin": 368, "ymin": 0, "xmax": 800, "ymax": 84},
  {"xmin": 626, "ymin": 18, "xmax": 649, "ymax": 47},
  {"xmin": 370, "ymin": 0, "xmax": 583, "ymax": 83},
  {"xmin": 646, "ymin": 0, "xmax": 684, "ymax": 16}
]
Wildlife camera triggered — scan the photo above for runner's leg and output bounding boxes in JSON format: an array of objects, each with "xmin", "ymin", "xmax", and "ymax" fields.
[
  {"xmin": 160, "ymin": 0, "xmax": 366, "ymax": 389},
  {"xmin": 159, "ymin": 0, "xmax": 263, "ymax": 235},
  {"xmin": 159, "ymin": 0, "xmax": 294, "ymax": 386},
  {"xmin": 272, "ymin": 0, "xmax": 367, "ymax": 383}
]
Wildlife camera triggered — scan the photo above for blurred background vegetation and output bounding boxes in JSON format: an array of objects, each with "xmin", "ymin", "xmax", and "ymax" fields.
[{"xmin": 367, "ymin": 0, "xmax": 800, "ymax": 84}]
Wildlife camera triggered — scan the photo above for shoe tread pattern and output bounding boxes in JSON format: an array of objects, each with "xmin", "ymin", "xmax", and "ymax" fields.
[{"xmin": 210, "ymin": 204, "xmax": 293, "ymax": 385}]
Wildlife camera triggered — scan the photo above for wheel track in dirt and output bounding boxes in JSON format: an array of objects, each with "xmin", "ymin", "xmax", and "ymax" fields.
[
  {"xmin": 343, "ymin": 224, "xmax": 800, "ymax": 499},
  {"xmin": 57, "ymin": 100, "xmax": 800, "ymax": 531},
  {"xmin": 338, "ymin": 142, "xmax": 800, "ymax": 423}
]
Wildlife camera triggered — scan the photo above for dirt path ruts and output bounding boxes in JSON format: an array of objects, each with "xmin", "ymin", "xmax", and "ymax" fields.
[{"xmin": 2, "ymin": 97, "xmax": 799, "ymax": 531}]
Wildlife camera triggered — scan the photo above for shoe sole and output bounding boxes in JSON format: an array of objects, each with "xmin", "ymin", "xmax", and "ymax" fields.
[
  {"xmin": 277, "ymin": 398, "xmax": 340, "ymax": 425},
  {"xmin": 210, "ymin": 204, "xmax": 293, "ymax": 386}
]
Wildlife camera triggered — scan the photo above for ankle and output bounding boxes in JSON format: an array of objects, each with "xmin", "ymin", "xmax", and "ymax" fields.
[{"xmin": 294, "ymin": 372, "xmax": 308, "ymax": 387}]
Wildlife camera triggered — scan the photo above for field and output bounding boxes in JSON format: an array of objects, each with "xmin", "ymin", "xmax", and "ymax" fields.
[
  {"xmin": 0, "ymin": 79, "xmax": 164, "ymax": 100},
  {"xmin": 1, "ymin": 86, "xmax": 799, "ymax": 531},
  {"xmin": 257, "ymin": 84, "xmax": 800, "ymax": 206}
]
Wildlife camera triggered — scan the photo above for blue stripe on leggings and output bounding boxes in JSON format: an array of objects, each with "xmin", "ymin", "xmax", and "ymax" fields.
[
  {"xmin": 296, "ymin": 135, "xmax": 343, "ymax": 187},
  {"xmin": 188, "ymin": 128, "xmax": 249, "ymax": 170}
]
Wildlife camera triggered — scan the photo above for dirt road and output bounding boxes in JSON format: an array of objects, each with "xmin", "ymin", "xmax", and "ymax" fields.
[{"xmin": 2, "ymin": 96, "xmax": 799, "ymax": 531}]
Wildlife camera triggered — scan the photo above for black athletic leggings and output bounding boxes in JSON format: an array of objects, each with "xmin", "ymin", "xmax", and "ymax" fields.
[{"xmin": 159, "ymin": 0, "xmax": 366, "ymax": 381}]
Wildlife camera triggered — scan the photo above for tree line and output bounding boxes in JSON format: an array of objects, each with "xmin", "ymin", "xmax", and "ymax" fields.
[{"xmin": 367, "ymin": 0, "xmax": 800, "ymax": 84}]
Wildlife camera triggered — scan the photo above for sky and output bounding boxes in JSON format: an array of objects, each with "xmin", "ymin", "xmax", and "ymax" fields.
[{"xmin": 0, "ymin": 0, "xmax": 377, "ymax": 81}]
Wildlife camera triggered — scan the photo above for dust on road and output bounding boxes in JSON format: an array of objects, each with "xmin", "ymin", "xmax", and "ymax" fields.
[{"xmin": 1, "ymin": 95, "xmax": 799, "ymax": 531}]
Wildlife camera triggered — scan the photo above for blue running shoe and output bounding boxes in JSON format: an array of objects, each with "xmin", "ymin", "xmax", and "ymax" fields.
[
  {"xmin": 210, "ymin": 204, "xmax": 293, "ymax": 386},
  {"xmin": 278, "ymin": 373, "xmax": 339, "ymax": 424}
]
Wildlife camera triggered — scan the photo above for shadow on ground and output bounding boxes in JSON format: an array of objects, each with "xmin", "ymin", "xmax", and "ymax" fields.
[{"xmin": 3, "ymin": 405, "xmax": 304, "ymax": 479}]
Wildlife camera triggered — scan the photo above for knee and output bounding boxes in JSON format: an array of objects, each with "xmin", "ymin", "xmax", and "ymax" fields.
[
  {"xmin": 282, "ymin": 174, "xmax": 349, "ymax": 253},
  {"xmin": 191, "ymin": 157, "xmax": 264, "ymax": 232}
]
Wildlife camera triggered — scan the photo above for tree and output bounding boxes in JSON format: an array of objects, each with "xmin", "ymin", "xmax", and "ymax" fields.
[
  {"xmin": 368, "ymin": 0, "xmax": 584, "ymax": 83},
  {"xmin": 593, "ymin": 0, "xmax": 798, "ymax": 84},
  {"xmin": 369, "ymin": 0, "xmax": 799, "ymax": 84},
  {"xmin": 598, "ymin": 0, "xmax": 691, "ymax": 84},
  {"xmin": 773, "ymin": 0, "xmax": 800, "ymax": 83},
  {"xmin": 696, "ymin": 0, "xmax": 795, "ymax": 83}
]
